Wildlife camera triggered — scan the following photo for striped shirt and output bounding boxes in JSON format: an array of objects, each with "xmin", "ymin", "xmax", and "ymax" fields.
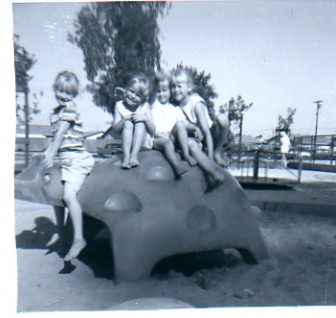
[{"xmin": 50, "ymin": 101, "xmax": 85, "ymax": 151}]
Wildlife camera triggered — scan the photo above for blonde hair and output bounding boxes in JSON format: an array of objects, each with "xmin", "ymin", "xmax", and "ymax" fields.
[
  {"xmin": 155, "ymin": 70, "xmax": 170, "ymax": 85},
  {"xmin": 126, "ymin": 73, "xmax": 151, "ymax": 101},
  {"xmin": 170, "ymin": 68, "xmax": 195, "ymax": 90},
  {"xmin": 53, "ymin": 70, "xmax": 80, "ymax": 97}
]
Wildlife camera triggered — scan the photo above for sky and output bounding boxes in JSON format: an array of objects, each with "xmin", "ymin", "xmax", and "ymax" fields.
[{"xmin": 9, "ymin": 0, "xmax": 336, "ymax": 137}]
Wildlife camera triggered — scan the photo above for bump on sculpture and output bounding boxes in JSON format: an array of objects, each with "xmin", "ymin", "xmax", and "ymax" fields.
[{"xmin": 15, "ymin": 151, "xmax": 270, "ymax": 283}]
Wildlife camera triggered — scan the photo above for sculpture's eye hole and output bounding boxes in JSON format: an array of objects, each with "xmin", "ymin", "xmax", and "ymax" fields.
[{"xmin": 43, "ymin": 173, "xmax": 51, "ymax": 183}]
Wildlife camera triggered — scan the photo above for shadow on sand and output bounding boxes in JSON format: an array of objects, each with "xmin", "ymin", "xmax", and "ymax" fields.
[
  {"xmin": 16, "ymin": 214, "xmax": 244, "ymax": 283},
  {"xmin": 16, "ymin": 215, "xmax": 115, "ymax": 279}
]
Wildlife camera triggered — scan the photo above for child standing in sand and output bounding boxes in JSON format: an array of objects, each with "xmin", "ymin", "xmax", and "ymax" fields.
[
  {"xmin": 112, "ymin": 74, "xmax": 155, "ymax": 169},
  {"xmin": 151, "ymin": 71, "xmax": 192, "ymax": 177},
  {"xmin": 43, "ymin": 70, "xmax": 94, "ymax": 261},
  {"xmin": 170, "ymin": 68, "xmax": 225, "ymax": 184}
]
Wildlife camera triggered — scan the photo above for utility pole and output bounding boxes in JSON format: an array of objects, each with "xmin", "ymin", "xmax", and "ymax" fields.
[
  {"xmin": 24, "ymin": 87, "xmax": 30, "ymax": 167},
  {"xmin": 313, "ymin": 100, "xmax": 323, "ymax": 162},
  {"xmin": 238, "ymin": 113, "xmax": 243, "ymax": 169}
]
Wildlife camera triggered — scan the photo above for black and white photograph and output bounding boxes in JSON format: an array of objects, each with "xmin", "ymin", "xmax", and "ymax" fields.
[{"xmin": 5, "ymin": 0, "xmax": 336, "ymax": 316}]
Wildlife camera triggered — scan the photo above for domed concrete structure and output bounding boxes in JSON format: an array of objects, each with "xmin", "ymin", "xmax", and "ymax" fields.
[{"xmin": 15, "ymin": 151, "xmax": 270, "ymax": 283}]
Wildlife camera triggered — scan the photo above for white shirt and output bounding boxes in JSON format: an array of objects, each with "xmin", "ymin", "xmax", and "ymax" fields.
[
  {"xmin": 151, "ymin": 100, "xmax": 186, "ymax": 138},
  {"xmin": 179, "ymin": 94, "xmax": 213, "ymax": 128},
  {"xmin": 280, "ymin": 133, "xmax": 290, "ymax": 153}
]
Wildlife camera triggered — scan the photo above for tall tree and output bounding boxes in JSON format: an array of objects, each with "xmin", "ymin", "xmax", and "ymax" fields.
[
  {"xmin": 68, "ymin": 1, "xmax": 170, "ymax": 113},
  {"xmin": 220, "ymin": 95, "xmax": 253, "ymax": 137},
  {"xmin": 277, "ymin": 107, "xmax": 296, "ymax": 133},
  {"xmin": 220, "ymin": 96, "xmax": 253, "ymax": 162},
  {"xmin": 14, "ymin": 34, "xmax": 36, "ymax": 93},
  {"xmin": 14, "ymin": 34, "xmax": 37, "ymax": 166},
  {"xmin": 14, "ymin": 34, "xmax": 39, "ymax": 123}
]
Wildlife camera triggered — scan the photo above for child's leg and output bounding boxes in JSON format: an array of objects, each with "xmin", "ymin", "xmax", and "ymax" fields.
[
  {"xmin": 153, "ymin": 137, "xmax": 187, "ymax": 176},
  {"xmin": 62, "ymin": 182, "xmax": 86, "ymax": 261},
  {"xmin": 129, "ymin": 122, "xmax": 146, "ymax": 167},
  {"xmin": 212, "ymin": 113, "xmax": 230, "ymax": 166},
  {"xmin": 46, "ymin": 206, "xmax": 65, "ymax": 247},
  {"xmin": 173, "ymin": 121, "xmax": 197, "ymax": 166},
  {"xmin": 282, "ymin": 154, "xmax": 287, "ymax": 167},
  {"xmin": 121, "ymin": 120, "xmax": 134, "ymax": 168},
  {"xmin": 188, "ymin": 139, "xmax": 225, "ymax": 184}
]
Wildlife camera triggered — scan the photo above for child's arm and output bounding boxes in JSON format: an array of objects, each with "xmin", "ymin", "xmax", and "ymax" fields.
[
  {"xmin": 131, "ymin": 103, "xmax": 156, "ymax": 136},
  {"xmin": 194, "ymin": 102, "xmax": 214, "ymax": 159},
  {"xmin": 43, "ymin": 121, "xmax": 70, "ymax": 169},
  {"xmin": 183, "ymin": 120, "xmax": 204, "ymax": 141}
]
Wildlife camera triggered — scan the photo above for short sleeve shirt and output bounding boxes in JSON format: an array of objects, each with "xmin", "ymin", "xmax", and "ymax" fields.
[
  {"xmin": 50, "ymin": 101, "xmax": 85, "ymax": 151},
  {"xmin": 151, "ymin": 100, "xmax": 186, "ymax": 136},
  {"xmin": 179, "ymin": 94, "xmax": 213, "ymax": 128}
]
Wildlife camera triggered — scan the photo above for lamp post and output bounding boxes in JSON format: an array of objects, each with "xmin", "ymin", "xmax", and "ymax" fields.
[
  {"xmin": 313, "ymin": 100, "xmax": 323, "ymax": 162},
  {"xmin": 238, "ymin": 113, "xmax": 243, "ymax": 169}
]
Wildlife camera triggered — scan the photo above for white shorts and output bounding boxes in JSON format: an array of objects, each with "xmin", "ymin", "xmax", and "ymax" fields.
[{"xmin": 58, "ymin": 151, "xmax": 94, "ymax": 193}]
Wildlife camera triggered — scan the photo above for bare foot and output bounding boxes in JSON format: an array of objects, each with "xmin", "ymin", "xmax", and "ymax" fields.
[
  {"xmin": 174, "ymin": 164, "xmax": 187, "ymax": 177},
  {"xmin": 121, "ymin": 161, "xmax": 131, "ymax": 169},
  {"xmin": 129, "ymin": 157, "xmax": 140, "ymax": 167},
  {"xmin": 214, "ymin": 152, "xmax": 230, "ymax": 167},
  {"xmin": 64, "ymin": 239, "xmax": 86, "ymax": 261},
  {"xmin": 183, "ymin": 155, "xmax": 197, "ymax": 166},
  {"xmin": 211, "ymin": 168, "xmax": 225, "ymax": 184}
]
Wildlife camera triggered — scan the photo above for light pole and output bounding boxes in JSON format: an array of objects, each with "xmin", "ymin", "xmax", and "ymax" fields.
[
  {"xmin": 313, "ymin": 100, "xmax": 323, "ymax": 162},
  {"xmin": 238, "ymin": 113, "xmax": 243, "ymax": 169}
]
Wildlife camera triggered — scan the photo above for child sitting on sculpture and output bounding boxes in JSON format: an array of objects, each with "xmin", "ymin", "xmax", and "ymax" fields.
[
  {"xmin": 171, "ymin": 68, "xmax": 231, "ymax": 167},
  {"xmin": 150, "ymin": 71, "xmax": 190, "ymax": 177},
  {"xmin": 43, "ymin": 70, "xmax": 95, "ymax": 261},
  {"xmin": 170, "ymin": 68, "xmax": 225, "ymax": 184},
  {"xmin": 111, "ymin": 74, "xmax": 156, "ymax": 169}
]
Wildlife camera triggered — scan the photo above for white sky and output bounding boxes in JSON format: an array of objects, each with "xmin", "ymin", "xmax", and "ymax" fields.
[
  {"xmin": 10, "ymin": 1, "xmax": 336, "ymax": 137},
  {"xmin": 158, "ymin": 1, "xmax": 336, "ymax": 137}
]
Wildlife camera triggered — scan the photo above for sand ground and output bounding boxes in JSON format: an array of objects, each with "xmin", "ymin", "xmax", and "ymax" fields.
[{"xmin": 10, "ymin": 166, "xmax": 336, "ymax": 317}]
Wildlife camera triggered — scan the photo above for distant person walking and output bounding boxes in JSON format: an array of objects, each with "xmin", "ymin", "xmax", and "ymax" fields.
[{"xmin": 280, "ymin": 132, "xmax": 290, "ymax": 167}]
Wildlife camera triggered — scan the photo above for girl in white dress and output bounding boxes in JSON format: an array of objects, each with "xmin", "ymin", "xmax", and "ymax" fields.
[
  {"xmin": 112, "ymin": 74, "xmax": 155, "ymax": 169},
  {"xmin": 151, "ymin": 71, "xmax": 189, "ymax": 177}
]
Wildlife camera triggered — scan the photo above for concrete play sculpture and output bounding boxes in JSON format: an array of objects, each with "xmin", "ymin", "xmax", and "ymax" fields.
[{"xmin": 15, "ymin": 151, "xmax": 270, "ymax": 283}]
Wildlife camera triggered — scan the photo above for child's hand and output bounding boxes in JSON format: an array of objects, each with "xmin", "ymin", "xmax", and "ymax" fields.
[
  {"xmin": 194, "ymin": 127, "xmax": 204, "ymax": 141},
  {"xmin": 43, "ymin": 153, "xmax": 54, "ymax": 169},
  {"xmin": 124, "ymin": 114, "xmax": 133, "ymax": 121},
  {"xmin": 131, "ymin": 113, "xmax": 146, "ymax": 123}
]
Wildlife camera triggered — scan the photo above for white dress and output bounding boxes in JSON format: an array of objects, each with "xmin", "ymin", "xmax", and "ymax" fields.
[
  {"xmin": 280, "ymin": 133, "xmax": 290, "ymax": 154},
  {"xmin": 151, "ymin": 100, "xmax": 186, "ymax": 139},
  {"xmin": 114, "ymin": 100, "xmax": 153, "ymax": 149}
]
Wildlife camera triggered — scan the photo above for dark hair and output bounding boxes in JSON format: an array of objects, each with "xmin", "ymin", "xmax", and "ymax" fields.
[{"xmin": 53, "ymin": 70, "xmax": 80, "ymax": 97}]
